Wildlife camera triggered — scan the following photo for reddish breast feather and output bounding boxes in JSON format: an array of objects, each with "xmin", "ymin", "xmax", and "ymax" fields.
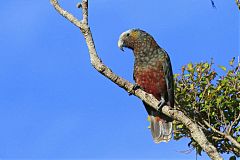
[{"xmin": 134, "ymin": 68, "xmax": 167, "ymax": 101}]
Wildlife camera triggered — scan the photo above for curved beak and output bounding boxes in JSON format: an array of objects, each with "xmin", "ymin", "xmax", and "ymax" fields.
[{"xmin": 118, "ymin": 39, "xmax": 124, "ymax": 51}]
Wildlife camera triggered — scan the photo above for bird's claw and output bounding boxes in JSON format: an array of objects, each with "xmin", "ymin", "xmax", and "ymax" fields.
[
  {"xmin": 157, "ymin": 97, "xmax": 166, "ymax": 111},
  {"xmin": 128, "ymin": 84, "xmax": 141, "ymax": 96}
]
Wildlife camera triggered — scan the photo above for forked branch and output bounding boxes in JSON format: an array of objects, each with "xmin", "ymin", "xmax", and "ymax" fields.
[
  {"xmin": 203, "ymin": 120, "xmax": 240, "ymax": 150},
  {"xmin": 50, "ymin": 0, "xmax": 223, "ymax": 159}
]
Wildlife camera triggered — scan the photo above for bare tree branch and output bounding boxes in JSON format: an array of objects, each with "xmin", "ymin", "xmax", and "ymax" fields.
[{"xmin": 50, "ymin": 0, "xmax": 224, "ymax": 159}]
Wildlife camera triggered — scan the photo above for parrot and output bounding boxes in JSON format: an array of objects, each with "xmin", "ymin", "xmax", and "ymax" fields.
[{"xmin": 118, "ymin": 29, "xmax": 174, "ymax": 143}]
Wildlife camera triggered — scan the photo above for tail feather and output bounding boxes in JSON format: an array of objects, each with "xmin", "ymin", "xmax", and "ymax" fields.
[
  {"xmin": 144, "ymin": 102, "xmax": 173, "ymax": 143},
  {"xmin": 149, "ymin": 115, "xmax": 172, "ymax": 143}
]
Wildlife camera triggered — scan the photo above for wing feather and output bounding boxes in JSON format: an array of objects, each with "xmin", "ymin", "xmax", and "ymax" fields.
[{"xmin": 161, "ymin": 49, "xmax": 174, "ymax": 108}]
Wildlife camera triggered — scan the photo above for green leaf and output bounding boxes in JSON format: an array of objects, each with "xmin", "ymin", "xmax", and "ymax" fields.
[
  {"xmin": 187, "ymin": 63, "xmax": 193, "ymax": 70},
  {"xmin": 236, "ymin": 126, "xmax": 240, "ymax": 131},
  {"xmin": 218, "ymin": 65, "xmax": 226, "ymax": 71},
  {"xmin": 229, "ymin": 57, "xmax": 235, "ymax": 66},
  {"xmin": 147, "ymin": 116, "xmax": 151, "ymax": 122},
  {"xmin": 237, "ymin": 136, "xmax": 240, "ymax": 143},
  {"xmin": 174, "ymin": 74, "xmax": 180, "ymax": 78},
  {"xmin": 204, "ymin": 63, "xmax": 209, "ymax": 68},
  {"xmin": 187, "ymin": 63, "xmax": 194, "ymax": 73},
  {"xmin": 229, "ymin": 156, "xmax": 236, "ymax": 160},
  {"xmin": 178, "ymin": 124, "xmax": 184, "ymax": 129},
  {"xmin": 190, "ymin": 84, "xmax": 194, "ymax": 90}
]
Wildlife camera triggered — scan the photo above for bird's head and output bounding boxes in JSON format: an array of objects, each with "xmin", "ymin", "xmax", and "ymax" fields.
[{"xmin": 118, "ymin": 29, "xmax": 150, "ymax": 52}]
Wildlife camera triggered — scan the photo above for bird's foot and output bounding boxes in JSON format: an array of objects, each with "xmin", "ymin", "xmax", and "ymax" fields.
[
  {"xmin": 157, "ymin": 97, "xmax": 166, "ymax": 111},
  {"xmin": 128, "ymin": 84, "xmax": 141, "ymax": 96}
]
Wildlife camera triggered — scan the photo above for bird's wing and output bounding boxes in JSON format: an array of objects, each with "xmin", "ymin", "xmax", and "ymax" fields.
[{"xmin": 161, "ymin": 49, "xmax": 174, "ymax": 108}]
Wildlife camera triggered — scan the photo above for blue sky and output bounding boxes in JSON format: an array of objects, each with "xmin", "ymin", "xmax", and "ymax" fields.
[{"xmin": 0, "ymin": 0, "xmax": 239, "ymax": 159}]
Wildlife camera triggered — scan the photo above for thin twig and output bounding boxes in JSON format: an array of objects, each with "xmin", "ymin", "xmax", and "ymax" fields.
[
  {"xmin": 210, "ymin": 0, "xmax": 216, "ymax": 8},
  {"xmin": 203, "ymin": 120, "xmax": 240, "ymax": 149},
  {"xmin": 228, "ymin": 113, "xmax": 240, "ymax": 134}
]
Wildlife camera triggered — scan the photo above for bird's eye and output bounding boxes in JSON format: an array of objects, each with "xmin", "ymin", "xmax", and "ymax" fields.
[{"xmin": 126, "ymin": 33, "xmax": 130, "ymax": 37}]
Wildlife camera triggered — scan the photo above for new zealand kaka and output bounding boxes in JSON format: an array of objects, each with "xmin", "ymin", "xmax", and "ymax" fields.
[{"xmin": 118, "ymin": 29, "xmax": 174, "ymax": 143}]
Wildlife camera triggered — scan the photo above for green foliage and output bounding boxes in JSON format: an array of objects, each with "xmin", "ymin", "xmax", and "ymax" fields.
[{"xmin": 173, "ymin": 57, "xmax": 240, "ymax": 157}]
